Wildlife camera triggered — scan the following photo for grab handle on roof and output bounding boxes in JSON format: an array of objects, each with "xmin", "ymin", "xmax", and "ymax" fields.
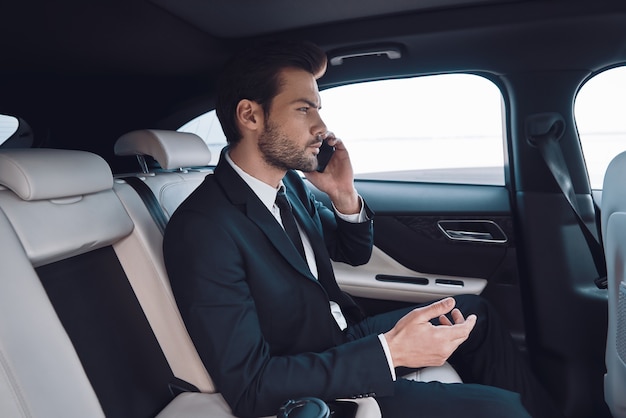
[{"xmin": 329, "ymin": 45, "xmax": 402, "ymax": 66}]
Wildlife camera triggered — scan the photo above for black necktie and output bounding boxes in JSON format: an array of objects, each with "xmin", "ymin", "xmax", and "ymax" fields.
[{"xmin": 275, "ymin": 187, "xmax": 306, "ymax": 260}]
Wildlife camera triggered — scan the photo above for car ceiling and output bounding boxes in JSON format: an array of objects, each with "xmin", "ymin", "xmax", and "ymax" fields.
[
  {"xmin": 150, "ymin": 0, "xmax": 511, "ymax": 38},
  {"xmin": 2, "ymin": 0, "xmax": 626, "ymax": 77},
  {"xmin": 1, "ymin": 0, "xmax": 626, "ymax": 171}
]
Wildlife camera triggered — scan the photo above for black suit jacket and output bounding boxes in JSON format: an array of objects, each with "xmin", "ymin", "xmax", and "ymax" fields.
[{"xmin": 164, "ymin": 153, "xmax": 394, "ymax": 417}]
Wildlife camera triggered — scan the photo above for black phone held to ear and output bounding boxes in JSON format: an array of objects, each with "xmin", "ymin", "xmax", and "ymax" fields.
[{"xmin": 316, "ymin": 140, "xmax": 335, "ymax": 172}]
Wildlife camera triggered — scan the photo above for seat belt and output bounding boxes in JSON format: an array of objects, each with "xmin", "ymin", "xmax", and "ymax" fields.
[
  {"xmin": 122, "ymin": 176, "xmax": 168, "ymax": 235},
  {"xmin": 525, "ymin": 112, "xmax": 607, "ymax": 289}
]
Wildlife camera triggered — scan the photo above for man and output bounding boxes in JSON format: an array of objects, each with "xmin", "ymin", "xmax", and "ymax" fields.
[{"xmin": 164, "ymin": 40, "xmax": 561, "ymax": 418}]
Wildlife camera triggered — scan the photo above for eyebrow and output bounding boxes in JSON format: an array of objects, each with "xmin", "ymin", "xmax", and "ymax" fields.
[{"xmin": 293, "ymin": 98, "xmax": 321, "ymax": 109}]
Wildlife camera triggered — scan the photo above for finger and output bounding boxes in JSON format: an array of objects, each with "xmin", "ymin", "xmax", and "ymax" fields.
[
  {"xmin": 454, "ymin": 314, "xmax": 477, "ymax": 338},
  {"xmin": 466, "ymin": 314, "xmax": 477, "ymax": 328},
  {"xmin": 438, "ymin": 313, "xmax": 477, "ymax": 342},
  {"xmin": 322, "ymin": 131, "xmax": 336, "ymax": 143},
  {"xmin": 326, "ymin": 135, "xmax": 344, "ymax": 150},
  {"xmin": 413, "ymin": 297, "xmax": 456, "ymax": 322},
  {"xmin": 450, "ymin": 308, "xmax": 465, "ymax": 324},
  {"xmin": 439, "ymin": 314, "xmax": 453, "ymax": 326}
]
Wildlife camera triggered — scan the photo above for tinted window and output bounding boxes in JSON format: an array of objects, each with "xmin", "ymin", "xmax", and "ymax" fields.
[
  {"xmin": 178, "ymin": 111, "xmax": 225, "ymax": 165},
  {"xmin": 320, "ymin": 74, "xmax": 505, "ymax": 185},
  {"xmin": 179, "ymin": 74, "xmax": 506, "ymax": 185},
  {"xmin": 0, "ymin": 114, "xmax": 19, "ymax": 146},
  {"xmin": 575, "ymin": 66, "xmax": 626, "ymax": 189}
]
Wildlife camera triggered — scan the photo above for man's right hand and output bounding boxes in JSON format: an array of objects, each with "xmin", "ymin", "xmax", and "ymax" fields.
[{"xmin": 383, "ymin": 297, "xmax": 477, "ymax": 369}]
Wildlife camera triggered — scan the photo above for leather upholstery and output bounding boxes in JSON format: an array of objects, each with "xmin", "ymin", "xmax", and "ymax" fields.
[
  {"xmin": 402, "ymin": 362, "xmax": 462, "ymax": 384},
  {"xmin": 0, "ymin": 149, "xmax": 131, "ymax": 267},
  {"xmin": 0, "ymin": 149, "xmax": 115, "ymax": 417},
  {"xmin": 0, "ymin": 148, "xmax": 112, "ymax": 201},
  {"xmin": 113, "ymin": 130, "xmax": 216, "ymax": 392},
  {"xmin": 113, "ymin": 181, "xmax": 216, "ymax": 393},
  {"xmin": 601, "ymin": 150, "xmax": 626, "ymax": 418},
  {"xmin": 115, "ymin": 129, "xmax": 211, "ymax": 170}
]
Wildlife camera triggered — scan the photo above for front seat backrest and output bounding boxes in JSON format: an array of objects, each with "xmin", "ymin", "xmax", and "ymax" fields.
[
  {"xmin": 601, "ymin": 150, "xmax": 626, "ymax": 418},
  {"xmin": 114, "ymin": 129, "xmax": 212, "ymax": 219}
]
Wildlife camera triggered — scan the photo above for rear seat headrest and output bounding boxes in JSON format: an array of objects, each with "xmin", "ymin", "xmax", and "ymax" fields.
[
  {"xmin": 0, "ymin": 148, "xmax": 113, "ymax": 201},
  {"xmin": 114, "ymin": 129, "xmax": 212, "ymax": 170}
]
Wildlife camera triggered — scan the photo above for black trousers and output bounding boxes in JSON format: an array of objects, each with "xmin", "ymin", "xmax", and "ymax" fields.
[{"xmin": 346, "ymin": 294, "xmax": 563, "ymax": 418}]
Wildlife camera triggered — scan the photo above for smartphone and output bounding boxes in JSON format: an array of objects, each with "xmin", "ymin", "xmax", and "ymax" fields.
[{"xmin": 316, "ymin": 140, "xmax": 335, "ymax": 172}]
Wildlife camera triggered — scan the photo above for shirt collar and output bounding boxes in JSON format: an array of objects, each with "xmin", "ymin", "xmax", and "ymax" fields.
[{"xmin": 224, "ymin": 151, "xmax": 283, "ymax": 212}]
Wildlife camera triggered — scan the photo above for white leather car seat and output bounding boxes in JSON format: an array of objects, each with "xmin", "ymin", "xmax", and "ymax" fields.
[
  {"xmin": 0, "ymin": 149, "xmax": 107, "ymax": 417},
  {"xmin": 601, "ymin": 150, "xmax": 626, "ymax": 418},
  {"xmin": 114, "ymin": 129, "xmax": 213, "ymax": 221},
  {"xmin": 0, "ymin": 148, "xmax": 231, "ymax": 418},
  {"xmin": 113, "ymin": 130, "xmax": 217, "ymax": 393}
]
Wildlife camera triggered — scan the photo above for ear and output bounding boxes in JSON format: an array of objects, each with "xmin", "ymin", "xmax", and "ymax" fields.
[{"xmin": 235, "ymin": 99, "xmax": 264, "ymax": 133}]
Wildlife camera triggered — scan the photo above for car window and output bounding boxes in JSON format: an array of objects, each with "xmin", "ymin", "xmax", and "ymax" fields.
[
  {"xmin": 178, "ymin": 111, "xmax": 226, "ymax": 165},
  {"xmin": 575, "ymin": 66, "xmax": 626, "ymax": 190},
  {"xmin": 179, "ymin": 74, "xmax": 506, "ymax": 186},
  {"xmin": 0, "ymin": 114, "xmax": 19, "ymax": 146},
  {"xmin": 320, "ymin": 74, "xmax": 505, "ymax": 185}
]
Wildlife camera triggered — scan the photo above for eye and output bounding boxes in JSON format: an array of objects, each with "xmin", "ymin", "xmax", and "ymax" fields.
[{"xmin": 297, "ymin": 107, "xmax": 310, "ymax": 113}]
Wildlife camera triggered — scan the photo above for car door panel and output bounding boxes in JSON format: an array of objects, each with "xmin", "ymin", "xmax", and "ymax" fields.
[
  {"xmin": 332, "ymin": 246, "xmax": 488, "ymax": 304},
  {"xmin": 310, "ymin": 179, "xmax": 525, "ymax": 338}
]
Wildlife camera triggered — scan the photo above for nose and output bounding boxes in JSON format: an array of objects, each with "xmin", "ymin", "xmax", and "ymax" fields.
[{"xmin": 312, "ymin": 114, "xmax": 327, "ymax": 140}]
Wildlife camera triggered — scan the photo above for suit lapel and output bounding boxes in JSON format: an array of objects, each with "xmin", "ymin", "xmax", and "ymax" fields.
[
  {"xmin": 214, "ymin": 155, "xmax": 317, "ymax": 281},
  {"xmin": 288, "ymin": 190, "xmax": 329, "ymax": 266}
]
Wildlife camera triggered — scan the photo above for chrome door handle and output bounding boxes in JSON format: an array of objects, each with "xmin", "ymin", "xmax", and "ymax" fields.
[
  {"xmin": 437, "ymin": 220, "xmax": 507, "ymax": 243},
  {"xmin": 444, "ymin": 230, "xmax": 494, "ymax": 241}
]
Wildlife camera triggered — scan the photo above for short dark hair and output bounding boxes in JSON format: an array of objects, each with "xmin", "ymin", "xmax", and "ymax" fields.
[{"xmin": 215, "ymin": 40, "xmax": 327, "ymax": 145}]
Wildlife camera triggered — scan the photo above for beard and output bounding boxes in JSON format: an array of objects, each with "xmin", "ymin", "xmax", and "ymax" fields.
[{"xmin": 258, "ymin": 120, "xmax": 318, "ymax": 172}]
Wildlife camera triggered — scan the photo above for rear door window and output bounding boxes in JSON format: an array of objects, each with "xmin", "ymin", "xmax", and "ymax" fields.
[
  {"xmin": 179, "ymin": 74, "xmax": 506, "ymax": 186},
  {"xmin": 0, "ymin": 114, "xmax": 19, "ymax": 146},
  {"xmin": 319, "ymin": 74, "xmax": 505, "ymax": 185},
  {"xmin": 178, "ymin": 112, "xmax": 225, "ymax": 165},
  {"xmin": 575, "ymin": 66, "xmax": 626, "ymax": 190}
]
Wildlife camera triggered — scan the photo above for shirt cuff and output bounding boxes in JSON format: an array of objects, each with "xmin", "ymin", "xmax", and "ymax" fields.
[
  {"xmin": 378, "ymin": 334, "xmax": 397, "ymax": 381},
  {"xmin": 333, "ymin": 195, "xmax": 368, "ymax": 223}
]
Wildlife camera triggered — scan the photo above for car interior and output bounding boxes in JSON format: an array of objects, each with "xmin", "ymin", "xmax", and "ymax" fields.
[{"xmin": 2, "ymin": 0, "xmax": 626, "ymax": 417}]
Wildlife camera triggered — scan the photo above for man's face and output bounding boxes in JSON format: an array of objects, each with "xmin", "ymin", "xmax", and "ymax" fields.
[{"xmin": 258, "ymin": 68, "xmax": 327, "ymax": 172}]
